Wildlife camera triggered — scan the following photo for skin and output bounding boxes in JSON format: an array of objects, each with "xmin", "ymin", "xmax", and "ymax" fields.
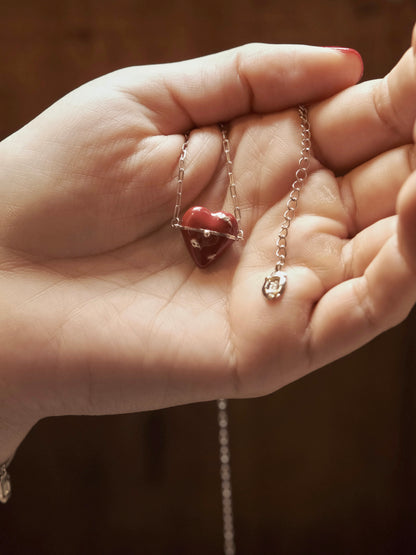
[{"xmin": 0, "ymin": 28, "xmax": 416, "ymax": 463}]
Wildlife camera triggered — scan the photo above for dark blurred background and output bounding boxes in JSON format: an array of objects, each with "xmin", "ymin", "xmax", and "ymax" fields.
[{"xmin": 1, "ymin": 1, "xmax": 416, "ymax": 554}]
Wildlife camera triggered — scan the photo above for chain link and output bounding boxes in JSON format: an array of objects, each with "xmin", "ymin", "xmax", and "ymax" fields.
[
  {"xmin": 217, "ymin": 399, "xmax": 236, "ymax": 555},
  {"xmin": 274, "ymin": 105, "xmax": 311, "ymax": 271},
  {"xmin": 219, "ymin": 124, "xmax": 244, "ymax": 240},
  {"xmin": 171, "ymin": 132, "xmax": 190, "ymax": 227},
  {"xmin": 262, "ymin": 105, "xmax": 312, "ymax": 300}
]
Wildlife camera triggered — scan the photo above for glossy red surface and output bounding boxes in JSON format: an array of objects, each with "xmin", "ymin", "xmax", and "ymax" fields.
[{"xmin": 180, "ymin": 206, "xmax": 238, "ymax": 268}]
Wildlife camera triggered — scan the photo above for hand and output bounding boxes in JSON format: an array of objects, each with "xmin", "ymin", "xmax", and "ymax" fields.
[{"xmin": 0, "ymin": 33, "xmax": 412, "ymax": 458}]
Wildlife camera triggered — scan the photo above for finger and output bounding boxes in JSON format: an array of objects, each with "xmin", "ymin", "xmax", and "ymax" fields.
[
  {"xmin": 287, "ymin": 143, "xmax": 412, "ymax": 290},
  {"xmin": 311, "ymin": 23, "xmax": 416, "ymax": 172},
  {"xmin": 309, "ymin": 231, "xmax": 416, "ymax": 372},
  {"xmin": 338, "ymin": 144, "xmax": 416, "ymax": 234},
  {"xmin": 398, "ymin": 169, "xmax": 416, "ymax": 274},
  {"xmin": 110, "ymin": 44, "xmax": 363, "ymax": 134},
  {"xmin": 243, "ymin": 142, "xmax": 412, "ymax": 287},
  {"xmin": 342, "ymin": 216, "xmax": 396, "ymax": 278}
]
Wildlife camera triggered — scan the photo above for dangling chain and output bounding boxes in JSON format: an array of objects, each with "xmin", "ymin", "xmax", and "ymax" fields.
[
  {"xmin": 219, "ymin": 124, "xmax": 244, "ymax": 241},
  {"xmin": 216, "ymin": 108, "xmax": 311, "ymax": 553},
  {"xmin": 171, "ymin": 125, "xmax": 240, "ymax": 553},
  {"xmin": 262, "ymin": 105, "xmax": 312, "ymax": 299},
  {"xmin": 171, "ymin": 131, "xmax": 190, "ymax": 228},
  {"xmin": 217, "ymin": 399, "xmax": 236, "ymax": 555},
  {"xmin": 171, "ymin": 125, "xmax": 244, "ymax": 241}
]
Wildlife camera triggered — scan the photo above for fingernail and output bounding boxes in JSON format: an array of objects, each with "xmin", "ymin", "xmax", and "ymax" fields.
[{"xmin": 325, "ymin": 47, "xmax": 364, "ymax": 79}]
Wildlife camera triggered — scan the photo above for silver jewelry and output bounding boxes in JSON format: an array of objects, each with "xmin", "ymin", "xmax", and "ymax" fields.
[
  {"xmin": 0, "ymin": 456, "xmax": 13, "ymax": 504},
  {"xmin": 217, "ymin": 399, "xmax": 236, "ymax": 555},
  {"xmin": 215, "ymin": 107, "xmax": 311, "ymax": 554},
  {"xmin": 263, "ymin": 105, "xmax": 312, "ymax": 299},
  {"xmin": 171, "ymin": 124, "xmax": 244, "ymax": 268},
  {"xmin": 170, "ymin": 107, "xmax": 311, "ymax": 554}
]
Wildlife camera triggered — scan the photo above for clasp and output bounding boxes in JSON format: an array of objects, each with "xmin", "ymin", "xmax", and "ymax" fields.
[{"xmin": 262, "ymin": 270, "xmax": 287, "ymax": 300}]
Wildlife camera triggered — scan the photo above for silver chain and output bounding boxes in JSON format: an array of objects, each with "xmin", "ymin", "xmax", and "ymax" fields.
[
  {"xmin": 217, "ymin": 399, "xmax": 236, "ymax": 555},
  {"xmin": 171, "ymin": 132, "xmax": 190, "ymax": 227},
  {"xmin": 219, "ymin": 124, "xmax": 244, "ymax": 240},
  {"xmin": 263, "ymin": 105, "xmax": 312, "ymax": 300},
  {"xmin": 171, "ymin": 109, "xmax": 310, "ymax": 553},
  {"xmin": 171, "ymin": 126, "xmax": 244, "ymax": 240},
  {"xmin": 275, "ymin": 106, "xmax": 311, "ymax": 270}
]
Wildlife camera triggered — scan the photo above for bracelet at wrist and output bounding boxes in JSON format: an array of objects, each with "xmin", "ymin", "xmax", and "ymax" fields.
[{"xmin": 0, "ymin": 455, "xmax": 13, "ymax": 503}]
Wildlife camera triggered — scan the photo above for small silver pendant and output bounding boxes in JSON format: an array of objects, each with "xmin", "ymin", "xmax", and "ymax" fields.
[{"xmin": 262, "ymin": 270, "xmax": 287, "ymax": 300}]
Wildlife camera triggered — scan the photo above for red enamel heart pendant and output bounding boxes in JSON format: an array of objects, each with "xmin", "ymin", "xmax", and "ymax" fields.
[{"xmin": 180, "ymin": 206, "xmax": 239, "ymax": 268}]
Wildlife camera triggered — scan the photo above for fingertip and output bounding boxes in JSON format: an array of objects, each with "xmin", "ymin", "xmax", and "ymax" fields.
[
  {"xmin": 412, "ymin": 21, "xmax": 416, "ymax": 55},
  {"xmin": 238, "ymin": 44, "xmax": 366, "ymax": 113},
  {"xmin": 134, "ymin": 43, "xmax": 368, "ymax": 133},
  {"xmin": 324, "ymin": 47, "xmax": 364, "ymax": 81}
]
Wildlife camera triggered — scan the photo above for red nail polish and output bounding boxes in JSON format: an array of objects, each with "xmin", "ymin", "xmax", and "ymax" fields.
[{"xmin": 325, "ymin": 47, "xmax": 364, "ymax": 79}]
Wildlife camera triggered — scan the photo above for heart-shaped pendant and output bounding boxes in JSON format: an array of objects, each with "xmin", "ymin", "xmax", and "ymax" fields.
[{"xmin": 180, "ymin": 206, "xmax": 239, "ymax": 268}]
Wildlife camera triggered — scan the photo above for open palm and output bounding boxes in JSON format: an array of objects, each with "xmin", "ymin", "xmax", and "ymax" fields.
[{"xmin": 1, "ymin": 39, "xmax": 415, "ymax": 435}]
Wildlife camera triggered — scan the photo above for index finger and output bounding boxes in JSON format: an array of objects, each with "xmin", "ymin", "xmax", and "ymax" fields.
[{"xmin": 311, "ymin": 23, "xmax": 416, "ymax": 173}]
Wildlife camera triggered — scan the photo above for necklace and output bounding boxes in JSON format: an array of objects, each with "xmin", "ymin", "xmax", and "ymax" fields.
[
  {"xmin": 171, "ymin": 124, "xmax": 244, "ymax": 268},
  {"xmin": 171, "ymin": 107, "xmax": 311, "ymax": 554},
  {"xmin": 217, "ymin": 398, "xmax": 236, "ymax": 555}
]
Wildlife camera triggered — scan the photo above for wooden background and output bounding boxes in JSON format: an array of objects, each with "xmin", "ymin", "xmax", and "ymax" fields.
[{"xmin": 1, "ymin": 1, "xmax": 416, "ymax": 554}]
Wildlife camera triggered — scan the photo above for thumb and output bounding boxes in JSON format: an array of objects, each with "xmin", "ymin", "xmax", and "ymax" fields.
[{"xmin": 106, "ymin": 43, "xmax": 363, "ymax": 133}]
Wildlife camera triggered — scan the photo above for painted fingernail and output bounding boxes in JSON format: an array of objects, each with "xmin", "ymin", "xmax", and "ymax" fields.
[{"xmin": 325, "ymin": 47, "xmax": 364, "ymax": 79}]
